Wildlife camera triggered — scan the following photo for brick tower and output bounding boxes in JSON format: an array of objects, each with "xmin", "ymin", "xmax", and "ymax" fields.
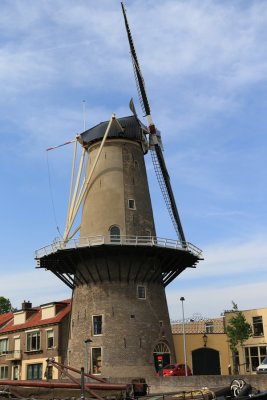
[{"xmin": 35, "ymin": 5, "xmax": 202, "ymax": 378}]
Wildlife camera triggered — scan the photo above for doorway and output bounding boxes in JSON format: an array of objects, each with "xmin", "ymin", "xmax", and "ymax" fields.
[
  {"xmin": 153, "ymin": 342, "xmax": 171, "ymax": 373},
  {"xmin": 192, "ymin": 348, "xmax": 221, "ymax": 375},
  {"xmin": 12, "ymin": 365, "xmax": 19, "ymax": 380}
]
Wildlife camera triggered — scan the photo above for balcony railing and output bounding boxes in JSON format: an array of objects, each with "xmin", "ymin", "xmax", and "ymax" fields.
[
  {"xmin": 35, "ymin": 235, "xmax": 202, "ymax": 259},
  {"xmin": 5, "ymin": 350, "xmax": 22, "ymax": 360}
]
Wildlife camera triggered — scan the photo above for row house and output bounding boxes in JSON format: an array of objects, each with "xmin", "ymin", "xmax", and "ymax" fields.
[{"xmin": 0, "ymin": 299, "xmax": 70, "ymax": 381}]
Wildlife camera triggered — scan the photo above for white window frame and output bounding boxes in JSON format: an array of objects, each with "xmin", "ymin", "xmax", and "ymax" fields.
[
  {"xmin": 92, "ymin": 315, "xmax": 103, "ymax": 336},
  {"xmin": 137, "ymin": 285, "xmax": 146, "ymax": 299},
  {"xmin": 46, "ymin": 330, "xmax": 54, "ymax": 349},
  {"xmin": 0, "ymin": 338, "xmax": 8, "ymax": 355},
  {"xmin": 26, "ymin": 331, "xmax": 41, "ymax": 352},
  {"xmin": 128, "ymin": 199, "xmax": 136, "ymax": 210},
  {"xmin": 245, "ymin": 346, "xmax": 267, "ymax": 372},
  {"xmin": 109, "ymin": 225, "xmax": 120, "ymax": 243},
  {"xmin": 205, "ymin": 321, "xmax": 214, "ymax": 333},
  {"xmin": 91, "ymin": 347, "xmax": 102, "ymax": 375},
  {"xmin": 0, "ymin": 365, "xmax": 8, "ymax": 379}
]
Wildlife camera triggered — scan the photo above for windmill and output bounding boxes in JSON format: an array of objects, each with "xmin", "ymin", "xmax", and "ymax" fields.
[{"xmin": 35, "ymin": 3, "xmax": 202, "ymax": 378}]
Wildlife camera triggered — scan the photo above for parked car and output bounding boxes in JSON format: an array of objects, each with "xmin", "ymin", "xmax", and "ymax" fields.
[
  {"xmin": 256, "ymin": 357, "xmax": 267, "ymax": 374},
  {"xmin": 163, "ymin": 363, "xmax": 192, "ymax": 376}
]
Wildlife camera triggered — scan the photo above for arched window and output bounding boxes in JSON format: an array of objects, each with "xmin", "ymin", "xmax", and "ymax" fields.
[{"xmin": 109, "ymin": 226, "xmax": 120, "ymax": 243}]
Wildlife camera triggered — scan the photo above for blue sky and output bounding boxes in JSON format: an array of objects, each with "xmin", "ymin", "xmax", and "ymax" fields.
[{"xmin": 1, "ymin": 0, "xmax": 267, "ymax": 320}]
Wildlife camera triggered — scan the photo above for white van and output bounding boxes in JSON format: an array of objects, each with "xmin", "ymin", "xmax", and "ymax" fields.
[{"xmin": 256, "ymin": 357, "xmax": 267, "ymax": 374}]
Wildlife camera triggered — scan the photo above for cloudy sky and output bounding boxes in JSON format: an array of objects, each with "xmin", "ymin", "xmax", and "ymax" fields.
[{"xmin": 1, "ymin": 0, "xmax": 267, "ymax": 320}]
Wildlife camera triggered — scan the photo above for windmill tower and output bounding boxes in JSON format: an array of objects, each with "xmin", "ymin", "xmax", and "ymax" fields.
[{"xmin": 35, "ymin": 3, "xmax": 202, "ymax": 378}]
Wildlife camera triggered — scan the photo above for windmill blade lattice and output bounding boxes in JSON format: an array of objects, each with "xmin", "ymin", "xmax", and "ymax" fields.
[
  {"xmin": 121, "ymin": 2, "xmax": 186, "ymax": 243},
  {"xmin": 151, "ymin": 145, "xmax": 186, "ymax": 243}
]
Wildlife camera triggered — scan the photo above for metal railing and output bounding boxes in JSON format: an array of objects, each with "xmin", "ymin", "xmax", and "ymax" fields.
[{"xmin": 35, "ymin": 235, "xmax": 202, "ymax": 259}]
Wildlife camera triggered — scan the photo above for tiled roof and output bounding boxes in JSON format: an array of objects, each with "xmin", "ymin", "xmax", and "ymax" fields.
[
  {"xmin": 0, "ymin": 299, "xmax": 71, "ymax": 334},
  {"xmin": 172, "ymin": 317, "xmax": 225, "ymax": 334},
  {"xmin": 0, "ymin": 312, "xmax": 13, "ymax": 328}
]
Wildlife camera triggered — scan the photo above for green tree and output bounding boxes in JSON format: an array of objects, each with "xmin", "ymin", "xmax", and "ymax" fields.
[
  {"xmin": 225, "ymin": 302, "xmax": 252, "ymax": 374},
  {"xmin": 0, "ymin": 296, "xmax": 13, "ymax": 314}
]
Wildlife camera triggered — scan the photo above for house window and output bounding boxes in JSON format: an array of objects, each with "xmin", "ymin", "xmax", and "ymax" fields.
[
  {"xmin": 26, "ymin": 331, "xmax": 40, "ymax": 352},
  {"xmin": 245, "ymin": 346, "xmax": 267, "ymax": 372},
  {"xmin": 0, "ymin": 339, "xmax": 8, "ymax": 355},
  {"xmin": 205, "ymin": 321, "xmax": 214, "ymax": 333},
  {"xmin": 128, "ymin": 199, "xmax": 136, "ymax": 209},
  {"xmin": 93, "ymin": 315, "xmax": 102, "ymax": 335},
  {"xmin": 27, "ymin": 363, "xmax": 42, "ymax": 380},
  {"xmin": 0, "ymin": 366, "xmax": 8, "ymax": 379},
  {"xmin": 92, "ymin": 347, "xmax": 102, "ymax": 374},
  {"xmin": 253, "ymin": 316, "xmax": 264, "ymax": 336},
  {"xmin": 137, "ymin": 286, "xmax": 146, "ymax": 299},
  {"xmin": 109, "ymin": 226, "xmax": 120, "ymax": 243},
  {"xmin": 47, "ymin": 330, "xmax": 54, "ymax": 349}
]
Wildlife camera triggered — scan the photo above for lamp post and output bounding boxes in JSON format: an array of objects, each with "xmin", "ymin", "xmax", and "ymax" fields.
[
  {"xmin": 84, "ymin": 338, "xmax": 92, "ymax": 382},
  {"xmin": 180, "ymin": 297, "xmax": 188, "ymax": 376}
]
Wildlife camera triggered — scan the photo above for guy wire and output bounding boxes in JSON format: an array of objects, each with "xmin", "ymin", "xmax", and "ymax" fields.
[{"xmin": 46, "ymin": 151, "xmax": 63, "ymax": 239}]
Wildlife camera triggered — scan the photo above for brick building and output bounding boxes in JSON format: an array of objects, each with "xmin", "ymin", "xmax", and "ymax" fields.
[{"xmin": 0, "ymin": 300, "xmax": 70, "ymax": 380}]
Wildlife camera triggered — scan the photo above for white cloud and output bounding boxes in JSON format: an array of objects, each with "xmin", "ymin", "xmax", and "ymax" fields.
[
  {"xmin": 0, "ymin": 0, "xmax": 267, "ymax": 323},
  {"xmin": 1, "ymin": 269, "xmax": 70, "ymax": 309},
  {"xmin": 167, "ymin": 234, "xmax": 267, "ymax": 319},
  {"xmin": 167, "ymin": 280, "xmax": 267, "ymax": 321}
]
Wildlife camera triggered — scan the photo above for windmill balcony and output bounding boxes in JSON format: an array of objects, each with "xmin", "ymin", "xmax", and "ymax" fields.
[
  {"xmin": 35, "ymin": 235, "xmax": 202, "ymax": 259},
  {"xmin": 5, "ymin": 350, "xmax": 22, "ymax": 360}
]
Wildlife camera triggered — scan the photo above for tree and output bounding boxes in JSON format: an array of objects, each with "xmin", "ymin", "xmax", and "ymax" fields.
[
  {"xmin": 225, "ymin": 302, "xmax": 252, "ymax": 374},
  {"xmin": 0, "ymin": 296, "xmax": 13, "ymax": 314}
]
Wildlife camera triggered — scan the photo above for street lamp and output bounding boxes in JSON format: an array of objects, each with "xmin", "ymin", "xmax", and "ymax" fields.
[
  {"xmin": 202, "ymin": 333, "xmax": 208, "ymax": 347},
  {"xmin": 84, "ymin": 338, "xmax": 92, "ymax": 381},
  {"xmin": 180, "ymin": 297, "xmax": 188, "ymax": 376}
]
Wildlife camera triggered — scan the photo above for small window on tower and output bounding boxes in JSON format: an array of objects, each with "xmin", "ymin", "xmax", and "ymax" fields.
[
  {"xmin": 92, "ymin": 315, "xmax": 103, "ymax": 335},
  {"xmin": 137, "ymin": 286, "xmax": 146, "ymax": 299},
  {"xmin": 128, "ymin": 199, "xmax": 136, "ymax": 209},
  {"xmin": 109, "ymin": 226, "xmax": 120, "ymax": 243}
]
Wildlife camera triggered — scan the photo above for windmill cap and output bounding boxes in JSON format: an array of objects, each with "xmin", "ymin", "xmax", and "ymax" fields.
[{"xmin": 79, "ymin": 115, "xmax": 149, "ymax": 146}]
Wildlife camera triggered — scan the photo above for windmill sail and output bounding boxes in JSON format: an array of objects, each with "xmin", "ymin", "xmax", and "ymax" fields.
[{"xmin": 121, "ymin": 2, "xmax": 186, "ymax": 244}]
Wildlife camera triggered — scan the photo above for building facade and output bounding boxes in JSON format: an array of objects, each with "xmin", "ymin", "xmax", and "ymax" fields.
[
  {"xmin": 172, "ymin": 317, "xmax": 230, "ymax": 375},
  {"xmin": 172, "ymin": 307, "xmax": 267, "ymax": 376},
  {"xmin": 0, "ymin": 300, "xmax": 70, "ymax": 381},
  {"xmin": 225, "ymin": 307, "xmax": 267, "ymax": 374}
]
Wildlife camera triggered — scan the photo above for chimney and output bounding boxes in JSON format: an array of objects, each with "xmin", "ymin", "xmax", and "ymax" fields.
[{"xmin": 22, "ymin": 300, "xmax": 32, "ymax": 310}]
